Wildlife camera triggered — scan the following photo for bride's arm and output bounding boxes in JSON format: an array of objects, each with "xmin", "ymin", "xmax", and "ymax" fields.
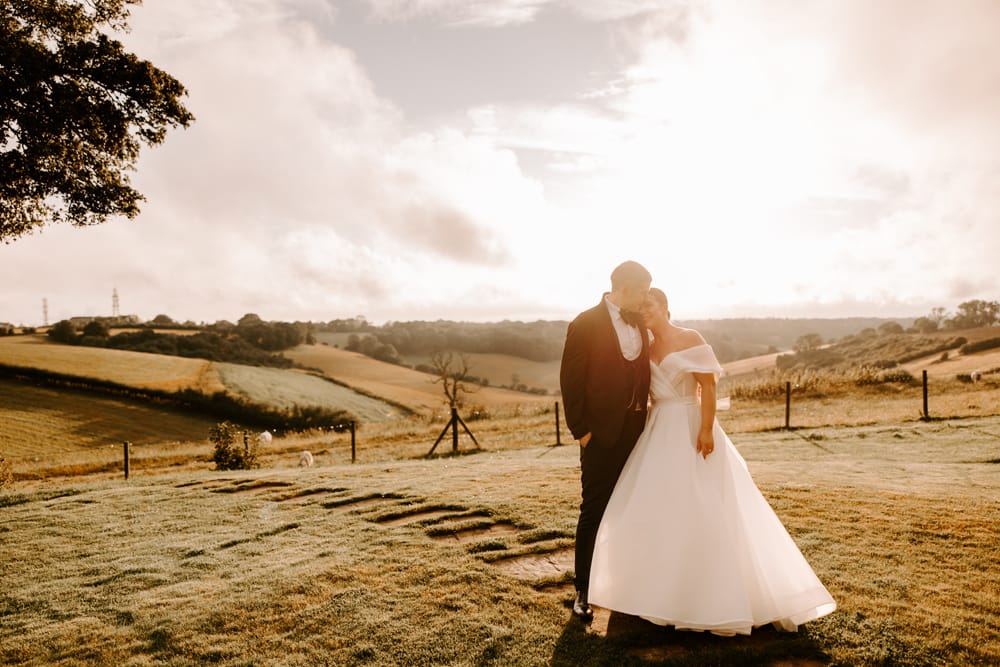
[{"xmin": 693, "ymin": 372, "xmax": 716, "ymax": 459}]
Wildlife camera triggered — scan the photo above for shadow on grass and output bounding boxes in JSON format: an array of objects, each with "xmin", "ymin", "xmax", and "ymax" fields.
[{"xmin": 551, "ymin": 610, "xmax": 832, "ymax": 666}]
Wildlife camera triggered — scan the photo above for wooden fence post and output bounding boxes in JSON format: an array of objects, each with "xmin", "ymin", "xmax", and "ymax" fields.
[
  {"xmin": 554, "ymin": 401, "xmax": 562, "ymax": 446},
  {"xmin": 784, "ymin": 381, "xmax": 791, "ymax": 430},
  {"xmin": 350, "ymin": 421, "xmax": 356, "ymax": 463},
  {"xmin": 123, "ymin": 441, "xmax": 130, "ymax": 480},
  {"xmin": 922, "ymin": 370, "xmax": 929, "ymax": 419}
]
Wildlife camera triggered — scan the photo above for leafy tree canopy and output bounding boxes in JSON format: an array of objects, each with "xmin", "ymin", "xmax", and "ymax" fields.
[
  {"xmin": 1, "ymin": 0, "xmax": 194, "ymax": 242},
  {"xmin": 948, "ymin": 299, "xmax": 1000, "ymax": 329}
]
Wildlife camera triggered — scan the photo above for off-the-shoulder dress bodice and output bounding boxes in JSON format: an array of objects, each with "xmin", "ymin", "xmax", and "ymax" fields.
[{"xmin": 650, "ymin": 343, "xmax": 723, "ymax": 402}]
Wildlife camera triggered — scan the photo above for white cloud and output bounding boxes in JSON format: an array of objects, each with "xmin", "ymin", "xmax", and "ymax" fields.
[
  {"xmin": 457, "ymin": 0, "xmax": 1000, "ymax": 317},
  {"xmin": 365, "ymin": 0, "xmax": 550, "ymax": 26},
  {"xmin": 3, "ymin": 0, "xmax": 999, "ymax": 327}
]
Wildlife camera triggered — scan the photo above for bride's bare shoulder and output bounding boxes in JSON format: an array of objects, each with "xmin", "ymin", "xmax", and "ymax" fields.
[{"xmin": 675, "ymin": 327, "xmax": 707, "ymax": 347}]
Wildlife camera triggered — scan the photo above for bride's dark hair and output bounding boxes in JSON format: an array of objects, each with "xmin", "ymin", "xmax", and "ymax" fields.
[{"xmin": 648, "ymin": 287, "xmax": 671, "ymax": 319}]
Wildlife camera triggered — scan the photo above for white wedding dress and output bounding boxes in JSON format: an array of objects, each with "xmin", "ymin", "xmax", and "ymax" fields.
[{"xmin": 588, "ymin": 344, "xmax": 836, "ymax": 635}]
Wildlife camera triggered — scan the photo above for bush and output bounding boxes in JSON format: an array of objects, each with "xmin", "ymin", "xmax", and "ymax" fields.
[
  {"xmin": 959, "ymin": 337, "xmax": 1000, "ymax": 355},
  {"xmin": 0, "ymin": 457, "xmax": 12, "ymax": 489},
  {"xmin": 47, "ymin": 320, "xmax": 79, "ymax": 344},
  {"xmin": 464, "ymin": 404, "xmax": 490, "ymax": 421},
  {"xmin": 210, "ymin": 421, "xmax": 259, "ymax": 470},
  {"xmin": 879, "ymin": 369, "xmax": 915, "ymax": 384},
  {"xmin": 82, "ymin": 320, "xmax": 109, "ymax": 338}
]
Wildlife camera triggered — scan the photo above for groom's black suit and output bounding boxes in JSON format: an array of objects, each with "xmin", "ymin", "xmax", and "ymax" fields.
[{"xmin": 560, "ymin": 297, "xmax": 650, "ymax": 595}]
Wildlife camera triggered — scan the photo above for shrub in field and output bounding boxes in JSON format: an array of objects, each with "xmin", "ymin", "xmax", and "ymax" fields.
[
  {"xmin": 47, "ymin": 320, "xmax": 79, "ymax": 344},
  {"xmin": 82, "ymin": 321, "xmax": 110, "ymax": 338},
  {"xmin": 897, "ymin": 337, "xmax": 966, "ymax": 363},
  {"xmin": 464, "ymin": 404, "xmax": 491, "ymax": 421},
  {"xmin": 727, "ymin": 370, "xmax": 833, "ymax": 400},
  {"xmin": 851, "ymin": 366, "xmax": 883, "ymax": 386},
  {"xmin": 878, "ymin": 369, "xmax": 916, "ymax": 384},
  {"xmin": 959, "ymin": 337, "xmax": 1000, "ymax": 355},
  {"xmin": 0, "ymin": 457, "xmax": 12, "ymax": 488},
  {"xmin": 210, "ymin": 421, "xmax": 258, "ymax": 470}
]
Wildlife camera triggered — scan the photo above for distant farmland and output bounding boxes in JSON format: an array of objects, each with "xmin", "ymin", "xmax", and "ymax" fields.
[
  {"xmin": 0, "ymin": 336, "xmax": 401, "ymax": 423},
  {"xmin": 215, "ymin": 363, "xmax": 401, "ymax": 423},
  {"xmin": 0, "ymin": 378, "xmax": 216, "ymax": 459},
  {"xmin": 286, "ymin": 344, "xmax": 554, "ymax": 414},
  {"xmin": 0, "ymin": 335, "xmax": 220, "ymax": 393}
]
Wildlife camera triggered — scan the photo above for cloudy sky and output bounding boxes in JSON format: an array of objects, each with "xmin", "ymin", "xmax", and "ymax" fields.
[{"xmin": 3, "ymin": 0, "xmax": 999, "ymax": 326}]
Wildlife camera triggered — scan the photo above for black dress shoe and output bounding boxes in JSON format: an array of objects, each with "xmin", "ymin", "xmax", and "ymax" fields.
[{"xmin": 572, "ymin": 591, "xmax": 593, "ymax": 622}]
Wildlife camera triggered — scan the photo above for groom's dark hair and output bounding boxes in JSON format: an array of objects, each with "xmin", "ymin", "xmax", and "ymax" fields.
[{"xmin": 610, "ymin": 261, "xmax": 652, "ymax": 290}]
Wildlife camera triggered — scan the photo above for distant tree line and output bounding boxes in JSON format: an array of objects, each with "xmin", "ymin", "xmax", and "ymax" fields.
[
  {"xmin": 337, "ymin": 320, "xmax": 569, "ymax": 363},
  {"xmin": 46, "ymin": 313, "xmax": 312, "ymax": 368},
  {"xmin": 793, "ymin": 299, "xmax": 1000, "ymax": 363},
  {"xmin": 910, "ymin": 300, "xmax": 1000, "ymax": 333},
  {"xmin": 782, "ymin": 299, "xmax": 1000, "ymax": 369}
]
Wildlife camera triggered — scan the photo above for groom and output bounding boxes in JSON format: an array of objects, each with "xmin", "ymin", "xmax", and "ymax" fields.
[{"xmin": 559, "ymin": 260, "xmax": 652, "ymax": 621}]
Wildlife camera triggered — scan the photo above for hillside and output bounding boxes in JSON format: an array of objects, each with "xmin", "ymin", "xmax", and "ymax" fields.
[
  {"xmin": 0, "ymin": 335, "xmax": 398, "ymax": 424},
  {"xmin": 317, "ymin": 316, "xmax": 921, "ymax": 366},
  {"xmin": 286, "ymin": 344, "xmax": 554, "ymax": 414},
  {"xmin": 773, "ymin": 325, "xmax": 1000, "ymax": 374},
  {"xmin": 0, "ymin": 378, "xmax": 217, "ymax": 458},
  {"xmin": 0, "ymin": 334, "xmax": 222, "ymax": 393}
]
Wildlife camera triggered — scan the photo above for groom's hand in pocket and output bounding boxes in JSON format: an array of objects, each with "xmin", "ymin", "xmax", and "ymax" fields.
[{"xmin": 579, "ymin": 432, "xmax": 592, "ymax": 448}]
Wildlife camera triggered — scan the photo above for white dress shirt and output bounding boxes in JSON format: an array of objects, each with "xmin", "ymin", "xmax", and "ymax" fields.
[{"xmin": 604, "ymin": 295, "xmax": 642, "ymax": 361}]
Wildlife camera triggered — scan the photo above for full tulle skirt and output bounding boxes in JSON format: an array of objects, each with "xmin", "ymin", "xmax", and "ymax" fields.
[{"xmin": 588, "ymin": 400, "xmax": 836, "ymax": 635}]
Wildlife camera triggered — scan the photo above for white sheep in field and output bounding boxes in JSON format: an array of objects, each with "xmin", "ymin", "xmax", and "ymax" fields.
[
  {"xmin": 970, "ymin": 370, "xmax": 983, "ymax": 383},
  {"xmin": 258, "ymin": 430, "xmax": 273, "ymax": 445},
  {"xmin": 298, "ymin": 451, "xmax": 314, "ymax": 467}
]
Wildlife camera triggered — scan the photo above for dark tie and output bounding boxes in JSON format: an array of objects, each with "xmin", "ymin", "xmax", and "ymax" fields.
[{"xmin": 620, "ymin": 309, "xmax": 643, "ymax": 328}]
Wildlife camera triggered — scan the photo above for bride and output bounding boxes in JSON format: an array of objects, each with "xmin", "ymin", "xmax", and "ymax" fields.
[{"xmin": 588, "ymin": 288, "xmax": 836, "ymax": 635}]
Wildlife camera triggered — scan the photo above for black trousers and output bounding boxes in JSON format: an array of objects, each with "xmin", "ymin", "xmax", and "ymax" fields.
[{"xmin": 574, "ymin": 411, "xmax": 646, "ymax": 593}]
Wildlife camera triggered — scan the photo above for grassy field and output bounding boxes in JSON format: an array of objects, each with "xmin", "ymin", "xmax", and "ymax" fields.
[
  {"xmin": 404, "ymin": 351, "xmax": 561, "ymax": 394},
  {"xmin": 0, "ymin": 336, "xmax": 405, "ymax": 423},
  {"xmin": 0, "ymin": 378, "xmax": 217, "ymax": 461},
  {"xmin": 0, "ymin": 335, "xmax": 221, "ymax": 393},
  {"xmin": 1, "ymin": 416, "xmax": 998, "ymax": 666},
  {"xmin": 214, "ymin": 363, "xmax": 402, "ymax": 423},
  {"xmin": 286, "ymin": 343, "xmax": 553, "ymax": 414}
]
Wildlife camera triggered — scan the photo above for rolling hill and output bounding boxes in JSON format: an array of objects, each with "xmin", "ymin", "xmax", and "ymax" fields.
[
  {"xmin": 285, "ymin": 344, "xmax": 554, "ymax": 414},
  {"xmin": 0, "ymin": 335, "xmax": 399, "ymax": 423}
]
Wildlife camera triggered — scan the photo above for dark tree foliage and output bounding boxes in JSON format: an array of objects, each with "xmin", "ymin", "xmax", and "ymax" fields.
[
  {"xmin": 82, "ymin": 320, "xmax": 109, "ymax": 338},
  {"xmin": 235, "ymin": 316, "xmax": 306, "ymax": 352},
  {"xmin": 0, "ymin": 0, "xmax": 194, "ymax": 241},
  {"xmin": 947, "ymin": 300, "xmax": 1000, "ymax": 329},
  {"xmin": 46, "ymin": 319, "xmax": 78, "ymax": 343},
  {"xmin": 103, "ymin": 329, "xmax": 294, "ymax": 367}
]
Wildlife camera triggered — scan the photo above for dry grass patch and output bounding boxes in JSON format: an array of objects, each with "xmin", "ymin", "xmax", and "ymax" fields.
[
  {"xmin": 2, "ymin": 417, "xmax": 998, "ymax": 665},
  {"xmin": 0, "ymin": 335, "xmax": 215, "ymax": 392},
  {"xmin": 718, "ymin": 374, "xmax": 1000, "ymax": 432},
  {"xmin": 286, "ymin": 343, "xmax": 553, "ymax": 414},
  {"xmin": 0, "ymin": 378, "xmax": 216, "ymax": 462},
  {"xmin": 215, "ymin": 362, "xmax": 402, "ymax": 423}
]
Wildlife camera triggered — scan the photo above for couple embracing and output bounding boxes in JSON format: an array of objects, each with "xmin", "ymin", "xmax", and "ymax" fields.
[{"xmin": 559, "ymin": 261, "xmax": 836, "ymax": 635}]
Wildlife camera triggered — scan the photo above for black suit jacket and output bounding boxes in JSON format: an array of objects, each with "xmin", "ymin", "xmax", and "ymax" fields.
[{"xmin": 559, "ymin": 298, "xmax": 650, "ymax": 446}]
